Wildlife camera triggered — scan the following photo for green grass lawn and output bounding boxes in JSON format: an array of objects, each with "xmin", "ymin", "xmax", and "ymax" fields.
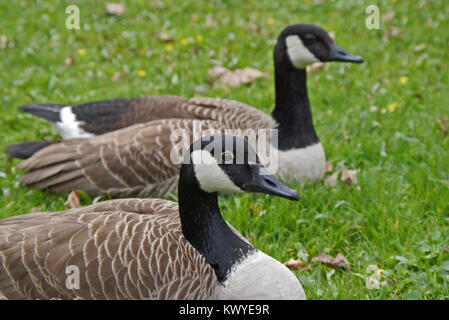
[{"xmin": 0, "ymin": 0, "xmax": 448, "ymax": 299}]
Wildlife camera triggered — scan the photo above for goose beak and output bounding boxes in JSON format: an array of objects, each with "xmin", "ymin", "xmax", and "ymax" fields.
[
  {"xmin": 327, "ymin": 43, "xmax": 364, "ymax": 63},
  {"xmin": 242, "ymin": 165, "xmax": 299, "ymax": 201}
]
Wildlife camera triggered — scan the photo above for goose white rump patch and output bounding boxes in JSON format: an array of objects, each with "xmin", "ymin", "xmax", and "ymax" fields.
[
  {"xmin": 54, "ymin": 106, "xmax": 94, "ymax": 139},
  {"xmin": 214, "ymin": 250, "xmax": 306, "ymax": 300},
  {"xmin": 276, "ymin": 142, "xmax": 326, "ymax": 183},
  {"xmin": 285, "ymin": 35, "xmax": 319, "ymax": 69}
]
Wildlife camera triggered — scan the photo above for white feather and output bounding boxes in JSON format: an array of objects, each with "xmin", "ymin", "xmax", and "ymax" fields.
[
  {"xmin": 214, "ymin": 250, "xmax": 306, "ymax": 300},
  {"xmin": 276, "ymin": 142, "xmax": 326, "ymax": 183},
  {"xmin": 54, "ymin": 106, "xmax": 94, "ymax": 139},
  {"xmin": 191, "ymin": 150, "xmax": 243, "ymax": 193},
  {"xmin": 285, "ymin": 35, "xmax": 319, "ymax": 69}
]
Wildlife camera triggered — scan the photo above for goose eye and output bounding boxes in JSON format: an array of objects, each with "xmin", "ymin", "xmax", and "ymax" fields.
[
  {"xmin": 303, "ymin": 33, "xmax": 317, "ymax": 41},
  {"xmin": 221, "ymin": 151, "xmax": 234, "ymax": 164}
]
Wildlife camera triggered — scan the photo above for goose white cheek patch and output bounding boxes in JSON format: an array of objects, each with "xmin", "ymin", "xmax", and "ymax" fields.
[
  {"xmin": 191, "ymin": 150, "xmax": 243, "ymax": 193},
  {"xmin": 285, "ymin": 35, "xmax": 319, "ymax": 69}
]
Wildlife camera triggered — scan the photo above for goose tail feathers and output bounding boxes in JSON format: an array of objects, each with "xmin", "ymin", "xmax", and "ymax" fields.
[
  {"xmin": 19, "ymin": 104, "xmax": 66, "ymax": 122},
  {"xmin": 5, "ymin": 141, "xmax": 54, "ymax": 159}
]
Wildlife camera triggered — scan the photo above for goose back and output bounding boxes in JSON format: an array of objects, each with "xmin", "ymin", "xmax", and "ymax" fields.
[
  {"xmin": 16, "ymin": 98, "xmax": 276, "ymax": 197},
  {"xmin": 0, "ymin": 199, "xmax": 220, "ymax": 299}
]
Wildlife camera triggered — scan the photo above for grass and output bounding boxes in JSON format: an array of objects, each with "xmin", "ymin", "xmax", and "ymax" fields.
[{"xmin": 0, "ymin": 0, "xmax": 448, "ymax": 299}]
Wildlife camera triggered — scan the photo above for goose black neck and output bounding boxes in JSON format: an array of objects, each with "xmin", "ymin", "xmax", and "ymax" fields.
[
  {"xmin": 272, "ymin": 59, "xmax": 319, "ymax": 150},
  {"xmin": 178, "ymin": 164, "xmax": 254, "ymax": 283}
]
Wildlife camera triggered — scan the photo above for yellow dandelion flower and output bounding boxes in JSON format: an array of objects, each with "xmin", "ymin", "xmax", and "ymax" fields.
[
  {"xmin": 387, "ymin": 102, "xmax": 398, "ymax": 112},
  {"xmin": 165, "ymin": 43, "xmax": 174, "ymax": 52},
  {"xmin": 267, "ymin": 17, "xmax": 275, "ymax": 25},
  {"xmin": 137, "ymin": 70, "xmax": 146, "ymax": 77},
  {"xmin": 181, "ymin": 38, "xmax": 188, "ymax": 46},
  {"xmin": 77, "ymin": 49, "xmax": 86, "ymax": 56},
  {"xmin": 399, "ymin": 76, "xmax": 408, "ymax": 84},
  {"xmin": 195, "ymin": 35, "xmax": 203, "ymax": 42}
]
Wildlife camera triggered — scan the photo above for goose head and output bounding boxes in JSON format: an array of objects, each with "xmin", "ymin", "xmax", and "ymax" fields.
[
  {"xmin": 275, "ymin": 23, "xmax": 364, "ymax": 69},
  {"xmin": 182, "ymin": 134, "xmax": 299, "ymax": 201},
  {"xmin": 179, "ymin": 135, "xmax": 304, "ymax": 299}
]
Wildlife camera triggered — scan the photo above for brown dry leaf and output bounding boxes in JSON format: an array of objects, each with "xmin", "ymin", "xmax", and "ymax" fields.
[
  {"xmin": 112, "ymin": 71, "xmax": 127, "ymax": 82},
  {"xmin": 382, "ymin": 11, "xmax": 395, "ymax": 23},
  {"xmin": 390, "ymin": 27, "xmax": 402, "ymax": 37},
  {"xmin": 65, "ymin": 190, "xmax": 81, "ymax": 209},
  {"xmin": 0, "ymin": 35, "xmax": 8, "ymax": 49},
  {"xmin": 324, "ymin": 170, "xmax": 339, "ymax": 187},
  {"xmin": 205, "ymin": 15, "xmax": 217, "ymax": 27},
  {"xmin": 284, "ymin": 258, "xmax": 312, "ymax": 272},
  {"xmin": 383, "ymin": 26, "xmax": 402, "ymax": 42},
  {"xmin": 209, "ymin": 66, "xmax": 268, "ymax": 88},
  {"xmin": 158, "ymin": 33, "xmax": 174, "ymax": 42},
  {"xmin": 340, "ymin": 167, "xmax": 359, "ymax": 186},
  {"xmin": 64, "ymin": 55, "xmax": 75, "ymax": 66},
  {"xmin": 324, "ymin": 166, "xmax": 360, "ymax": 189},
  {"xmin": 443, "ymin": 245, "xmax": 449, "ymax": 253},
  {"xmin": 325, "ymin": 161, "xmax": 334, "ymax": 173},
  {"xmin": 312, "ymin": 253, "xmax": 350, "ymax": 270},
  {"xmin": 106, "ymin": 3, "xmax": 125, "ymax": 16},
  {"xmin": 440, "ymin": 116, "xmax": 448, "ymax": 136},
  {"xmin": 306, "ymin": 62, "xmax": 326, "ymax": 74}
]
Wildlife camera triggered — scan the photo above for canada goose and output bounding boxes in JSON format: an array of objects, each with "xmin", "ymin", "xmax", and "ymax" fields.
[
  {"xmin": 0, "ymin": 134, "xmax": 304, "ymax": 300},
  {"xmin": 6, "ymin": 24, "xmax": 363, "ymax": 196}
]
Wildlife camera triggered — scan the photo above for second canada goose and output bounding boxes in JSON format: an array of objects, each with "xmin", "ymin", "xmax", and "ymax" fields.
[
  {"xmin": 7, "ymin": 24, "xmax": 363, "ymax": 196},
  {"xmin": 0, "ymin": 134, "xmax": 304, "ymax": 300}
]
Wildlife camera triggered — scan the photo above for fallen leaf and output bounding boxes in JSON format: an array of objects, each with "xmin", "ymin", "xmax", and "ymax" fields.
[
  {"xmin": 324, "ymin": 166, "xmax": 359, "ymax": 189},
  {"xmin": 306, "ymin": 62, "xmax": 326, "ymax": 74},
  {"xmin": 325, "ymin": 161, "xmax": 333, "ymax": 173},
  {"xmin": 65, "ymin": 190, "xmax": 81, "ymax": 209},
  {"xmin": 112, "ymin": 70, "xmax": 127, "ymax": 82},
  {"xmin": 158, "ymin": 33, "xmax": 174, "ymax": 42},
  {"xmin": 0, "ymin": 35, "xmax": 8, "ymax": 49},
  {"xmin": 443, "ymin": 245, "xmax": 449, "ymax": 253},
  {"xmin": 324, "ymin": 170, "xmax": 339, "ymax": 187},
  {"xmin": 312, "ymin": 253, "xmax": 350, "ymax": 270},
  {"xmin": 64, "ymin": 55, "xmax": 75, "ymax": 66},
  {"xmin": 340, "ymin": 168, "xmax": 359, "ymax": 186},
  {"xmin": 105, "ymin": 3, "xmax": 125, "ymax": 16},
  {"xmin": 381, "ymin": 11, "xmax": 395, "ymax": 23},
  {"xmin": 390, "ymin": 27, "xmax": 402, "ymax": 37},
  {"xmin": 209, "ymin": 66, "xmax": 268, "ymax": 88},
  {"xmin": 205, "ymin": 15, "xmax": 217, "ymax": 27},
  {"xmin": 284, "ymin": 258, "xmax": 312, "ymax": 272},
  {"xmin": 383, "ymin": 26, "xmax": 402, "ymax": 42}
]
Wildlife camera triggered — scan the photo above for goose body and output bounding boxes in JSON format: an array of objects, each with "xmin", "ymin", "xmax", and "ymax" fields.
[
  {"xmin": 7, "ymin": 24, "xmax": 363, "ymax": 196},
  {"xmin": 0, "ymin": 135, "xmax": 305, "ymax": 300}
]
